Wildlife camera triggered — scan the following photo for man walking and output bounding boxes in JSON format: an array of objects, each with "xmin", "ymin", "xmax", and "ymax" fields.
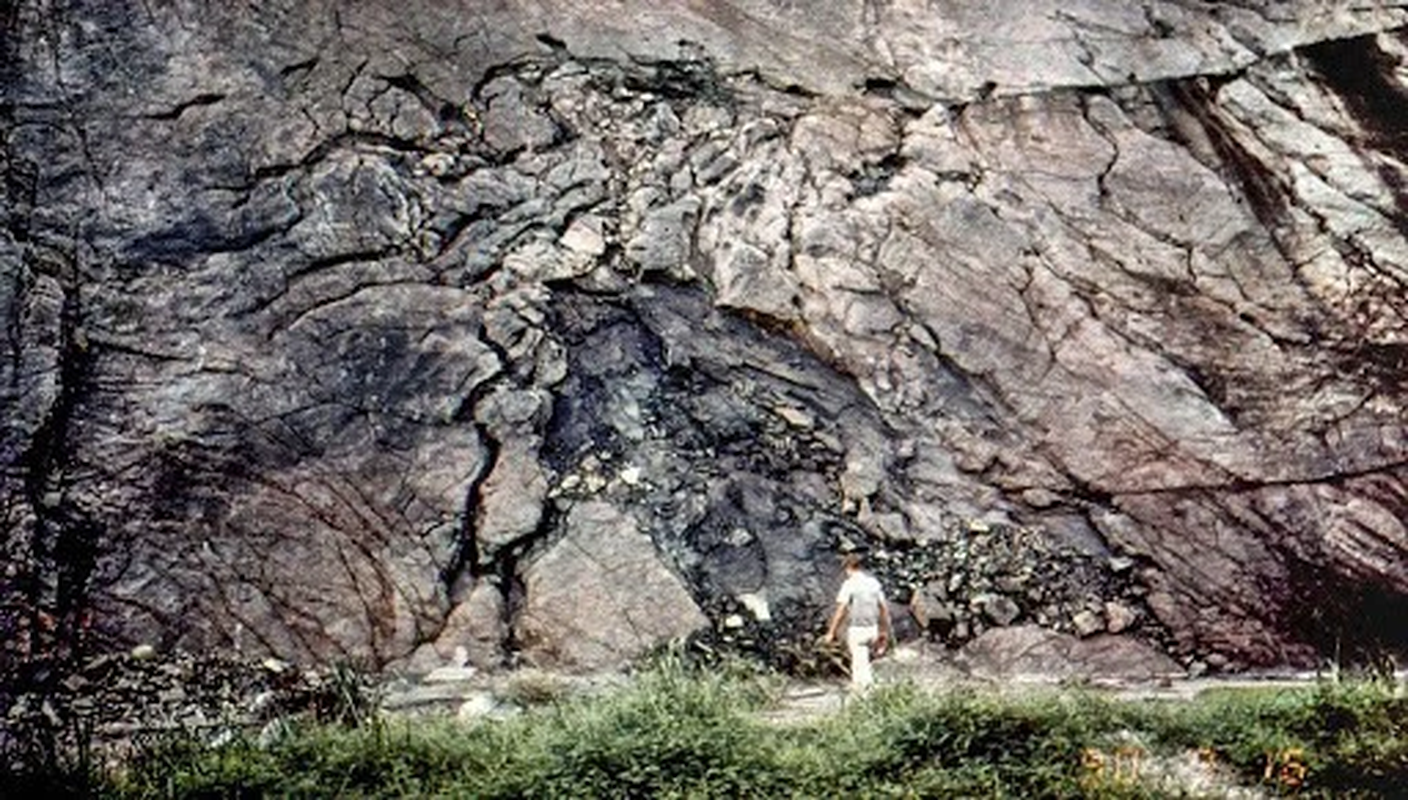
[{"xmin": 824, "ymin": 552, "xmax": 892, "ymax": 693}]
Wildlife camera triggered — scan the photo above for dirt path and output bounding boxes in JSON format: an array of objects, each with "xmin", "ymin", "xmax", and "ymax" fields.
[{"xmin": 752, "ymin": 655, "xmax": 1408, "ymax": 726}]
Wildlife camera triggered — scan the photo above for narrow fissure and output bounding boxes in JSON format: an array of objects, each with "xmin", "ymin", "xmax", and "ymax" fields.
[
  {"xmin": 15, "ymin": 250, "xmax": 99, "ymax": 666},
  {"xmin": 439, "ymin": 355, "xmax": 503, "ymax": 594}
]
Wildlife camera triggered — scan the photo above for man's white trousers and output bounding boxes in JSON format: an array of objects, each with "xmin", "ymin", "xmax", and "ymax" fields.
[{"xmin": 846, "ymin": 624, "xmax": 879, "ymax": 692}]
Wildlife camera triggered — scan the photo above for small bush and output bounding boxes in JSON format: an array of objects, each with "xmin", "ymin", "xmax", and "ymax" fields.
[
  {"xmin": 1148, "ymin": 680, "xmax": 1408, "ymax": 796},
  {"xmin": 498, "ymin": 669, "xmax": 569, "ymax": 707}
]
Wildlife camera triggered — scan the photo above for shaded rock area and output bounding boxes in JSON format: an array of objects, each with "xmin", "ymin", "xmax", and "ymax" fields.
[{"xmin": 4, "ymin": 0, "xmax": 1408, "ymax": 700}]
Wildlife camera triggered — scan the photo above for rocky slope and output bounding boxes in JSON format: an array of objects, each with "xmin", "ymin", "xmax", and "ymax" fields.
[{"xmin": 4, "ymin": 0, "xmax": 1408, "ymax": 678}]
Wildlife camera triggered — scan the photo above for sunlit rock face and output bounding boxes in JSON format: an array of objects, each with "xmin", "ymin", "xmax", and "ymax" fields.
[{"xmin": 3, "ymin": 0, "xmax": 1408, "ymax": 674}]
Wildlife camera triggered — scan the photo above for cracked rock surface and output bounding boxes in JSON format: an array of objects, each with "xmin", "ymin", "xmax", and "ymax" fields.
[{"xmin": 4, "ymin": 1, "xmax": 1408, "ymax": 678}]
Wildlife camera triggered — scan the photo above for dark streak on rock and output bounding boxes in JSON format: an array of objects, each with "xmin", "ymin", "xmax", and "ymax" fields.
[
  {"xmin": 1153, "ymin": 79, "xmax": 1292, "ymax": 232},
  {"xmin": 1303, "ymin": 31, "xmax": 1408, "ymax": 238}
]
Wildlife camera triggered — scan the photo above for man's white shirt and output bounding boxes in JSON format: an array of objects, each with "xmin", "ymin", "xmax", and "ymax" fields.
[{"xmin": 836, "ymin": 571, "xmax": 885, "ymax": 627}]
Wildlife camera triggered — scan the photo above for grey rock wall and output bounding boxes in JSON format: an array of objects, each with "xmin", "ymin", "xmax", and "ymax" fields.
[{"xmin": 4, "ymin": 0, "xmax": 1408, "ymax": 674}]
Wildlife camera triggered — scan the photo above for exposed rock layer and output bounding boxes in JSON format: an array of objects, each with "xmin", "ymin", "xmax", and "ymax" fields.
[{"xmin": 4, "ymin": 1, "xmax": 1408, "ymax": 675}]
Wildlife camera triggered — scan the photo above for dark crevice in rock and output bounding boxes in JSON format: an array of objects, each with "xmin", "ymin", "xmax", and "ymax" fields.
[
  {"xmin": 535, "ymin": 32, "xmax": 568, "ymax": 52},
  {"xmin": 1303, "ymin": 30, "xmax": 1408, "ymax": 238},
  {"xmin": 856, "ymin": 76, "xmax": 923, "ymax": 108},
  {"xmin": 1061, "ymin": 477, "xmax": 1116, "ymax": 513},
  {"xmin": 730, "ymin": 67, "xmax": 818, "ymax": 100},
  {"xmin": 444, "ymin": 322, "xmax": 544, "ymax": 665},
  {"xmin": 1303, "ymin": 31, "xmax": 1408, "ymax": 162},
  {"xmin": 428, "ymin": 207, "xmax": 505, "ymax": 265},
  {"xmin": 1127, "ymin": 270, "xmax": 1199, "ymax": 299},
  {"xmin": 495, "ymin": 546, "xmax": 527, "ymax": 666},
  {"xmin": 142, "ymin": 92, "xmax": 226, "ymax": 121},
  {"xmin": 471, "ymin": 55, "xmax": 557, "ymax": 99},
  {"xmin": 1165, "ymin": 352, "xmax": 1232, "ymax": 412},
  {"xmin": 13, "ymin": 249, "xmax": 100, "ymax": 665},
  {"xmin": 1374, "ymin": 161, "xmax": 1408, "ymax": 239},
  {"xmin": 497, "ymin": 477, "xmax": 568, "ymax": 667},
  {"xmin": 1077, "ymin": 90, "xmax": 1122, "ymax": 201},
  {"xmin": 278, "ymin": 55, "xmax": 319, "ymax": 82},
  {"xmin": 1280, "ymin": 551, "xmax": 1408, "ymax": 664},
  {"xmin": 439, "ymin": 437, "xmax": 489, "ymax": 595},
  {"xmin": 288, "ymin": 247, "xmax": 402, "ymax": 283},
  {"xmin": 846, "ymin": 152, "xmax": 906, "ymax": 198},
  {"xmin": 1111, "ymin": 454, "xmax": 1408, "ymax": 502},
  {"xmin": 1151, "ymin": 79, "xmax": 1292, "ymax": 233},
  {"xmin": 249, "ymin": 129, "xmax": 436, "ymax": 184}
]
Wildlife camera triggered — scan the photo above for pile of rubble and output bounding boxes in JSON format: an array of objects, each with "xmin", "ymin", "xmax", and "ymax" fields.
[
  {"xmin": 1, "ymin": 649, "xmax": 379, "ymax": 772},
  {"xmin": 871, "ymin": 522, "xmax": 1157, "ymax": 643},
  {"xmin": 688, "ymin": 520, "xmax": 1169, "ymax": 675}
]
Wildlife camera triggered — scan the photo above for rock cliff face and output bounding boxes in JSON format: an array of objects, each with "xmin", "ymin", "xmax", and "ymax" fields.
[{"xmin": 4, "ymin": 1, "xmax": 1408, "ymax": 675}]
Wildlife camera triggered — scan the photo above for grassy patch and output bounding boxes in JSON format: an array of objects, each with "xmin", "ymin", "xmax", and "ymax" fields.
[{"xmin": 15, "ymin": 662, "xmax": 1408, "ymax": 798}]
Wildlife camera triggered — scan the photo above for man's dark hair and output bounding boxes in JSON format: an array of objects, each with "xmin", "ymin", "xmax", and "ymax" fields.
[{"xmin": 842, "ymin": 553, "xmax": 863, "ymax": 570}]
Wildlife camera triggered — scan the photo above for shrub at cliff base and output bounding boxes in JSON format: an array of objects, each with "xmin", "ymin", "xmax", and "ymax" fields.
[{"xmin": 67, "ymin": 663, "xmax": 1408, "ymax": 797}]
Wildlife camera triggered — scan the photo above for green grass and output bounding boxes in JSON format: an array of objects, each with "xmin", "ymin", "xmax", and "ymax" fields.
[{"xmin": 13, "ymin": 660, "xmax": 1408, "ymax": 799}]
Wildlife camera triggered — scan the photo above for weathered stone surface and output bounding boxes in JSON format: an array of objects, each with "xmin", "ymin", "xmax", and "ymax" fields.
[
  {"xmin": 3, "ymin": 0, "xmax": 1408, "ymax": 679},
  {"xmin": 517, "ymin": 502, "xmax": 707, "ymax": 670},
  {"xmin": 956, "ymin": 625, "xmax": 1184, "ymax": 680},
  {"xmin": 397, "ymin": 580, "xmax": 507, "ymax": 674},
  {"xmin": 475, "ymin": 441, "xmax": 549, "ymax": 552}
]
